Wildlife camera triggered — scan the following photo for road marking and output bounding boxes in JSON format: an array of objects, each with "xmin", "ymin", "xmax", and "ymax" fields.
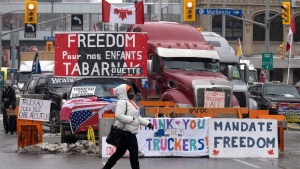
[{"xmin": 234, "ymin": 159, "xmax": 261, "ymax": 168}]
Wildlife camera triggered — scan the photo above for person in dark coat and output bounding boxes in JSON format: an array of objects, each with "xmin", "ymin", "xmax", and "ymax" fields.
[{"xmin": 2, "ymin": 81, "xmax": 16, "ymax": 135}]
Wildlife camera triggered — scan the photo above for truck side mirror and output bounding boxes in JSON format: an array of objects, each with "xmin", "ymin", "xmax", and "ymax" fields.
[
  {"xmin": 244, "ymin": 65, "xmax": 249, "ymax": 83},
  {"xmin": 227, "ymin": 65, "xmax": 233, "ymax": 80},
  {"xmin": 147, "ymin": 60, "xmax": 153, "ymax": 76}
]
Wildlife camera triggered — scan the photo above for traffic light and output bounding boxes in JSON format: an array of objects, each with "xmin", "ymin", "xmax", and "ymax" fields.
[
  {"xmin": 281, "ymin": 2, "xmax": 290, "ymax": 25},
  {"xmin": 24, "ymin": 0, "xmax": 38, "ymax": 24},
  {"xmin": 46, "ymin": 41, "xmax": 53, "ymax": 52},
  {"xmin": 183, "ymin": 0, "xmax": 196, "ymax": 22},
  {"xmin": 279, "ymin": 42, "xmax": 284, "ymax": 60}
]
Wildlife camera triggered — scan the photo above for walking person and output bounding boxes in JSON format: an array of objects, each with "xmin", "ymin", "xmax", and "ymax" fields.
[
  {"xmin": 102, "ymin": 84, "xmax": 154, "ymax": 169},
  {"xmin": 2, "ymin": 81, "xmax": 16, "ymax": 135}
]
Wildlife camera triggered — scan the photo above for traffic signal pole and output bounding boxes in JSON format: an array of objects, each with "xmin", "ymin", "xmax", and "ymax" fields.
[{"xmin": 226, "ymin": 1, "xmax": 284, "ymax": 82}]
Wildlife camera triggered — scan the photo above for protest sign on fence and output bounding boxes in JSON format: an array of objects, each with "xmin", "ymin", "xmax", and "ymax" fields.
[{"xmin": 18, "ymin": 98, "xmax": 51, "ymax": 122}]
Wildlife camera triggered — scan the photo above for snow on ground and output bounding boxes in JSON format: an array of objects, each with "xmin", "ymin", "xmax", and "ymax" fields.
[
  {"xmin": 0, "ymin": 114, "xmax": 99, "ymax": 155},
  {"xmin": 17, "ymin": 141, "xmax": 99, "ymax": 155}
]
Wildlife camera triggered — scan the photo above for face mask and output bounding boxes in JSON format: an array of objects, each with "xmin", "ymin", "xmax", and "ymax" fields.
[{"xmin": 128, "ymin": 94, "xmax": 134, "ymax": 100}]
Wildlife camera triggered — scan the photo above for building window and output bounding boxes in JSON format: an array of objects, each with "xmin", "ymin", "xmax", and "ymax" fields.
[
  {"xmin": 253, "ymin": 13, "xmax": 282, "ymax": 41},
  {"xmin": 212, "ymin": 16, "xmax": 243, "ymax": 41},
  {"xmin": 294, "ymin": 15, "xmax": 300, "ymax": 42}
]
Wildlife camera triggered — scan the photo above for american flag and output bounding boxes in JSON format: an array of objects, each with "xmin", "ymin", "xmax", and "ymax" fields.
[
  {"xmin": 69, "ymin": 102, "xmax": 111, "ymax": 134},
  {"xmin": 70, "ymin": 109, "xmax": 98, "ymax": 134}
]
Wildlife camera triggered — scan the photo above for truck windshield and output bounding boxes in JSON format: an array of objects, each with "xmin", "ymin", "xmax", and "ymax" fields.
[
  {"xmin": 264, "ymin": 85, "xmax": 300, "ymax": 98},
  {"xmin": 18, "ymin": 72, "xmax": 31, "ymax": 83},
  {"xmin": 162, "ymin": 57, "xmax": 219, "ymax": 72},
  {"xmin": 220, "ymin": 63, "xmax": 241, "ymax": 80},
  {"xmin": 70, "ymin": 79, "xmax": 130, "ymax": 99},
  {"xmin": 241, "ymin": 70, "xmax": 258, "ymax": 83}
]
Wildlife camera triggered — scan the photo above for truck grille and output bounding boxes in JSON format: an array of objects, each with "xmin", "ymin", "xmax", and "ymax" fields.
[{"xmin": 196, "ymin": 88, "xmax": 231, "ymax": 107}]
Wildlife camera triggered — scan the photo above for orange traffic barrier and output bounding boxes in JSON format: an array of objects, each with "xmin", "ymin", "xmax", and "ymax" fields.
[
  {"xmin": 249, "ymin": 110, "xmax": 269, "ymax": 118},
  {"xmin": 16, "ymin": 106, "xmax": 43, "ymax": 150},
  {"xmin": 102, "ymin": 113, "xmax": 115, "ymax": 118},
  {"xmin": 258, "ymin": 114, "xmax": 285, "ymax": 153},
  {"xmin": 138, "ymin": 101, "xmax": 175, "ymax": 117},
  {"xmin": 147, "ymin": 107, "xmax": 248, "ymax": 118}
]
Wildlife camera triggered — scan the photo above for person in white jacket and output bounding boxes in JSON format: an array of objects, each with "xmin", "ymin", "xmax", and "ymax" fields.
[{"xmin": 102, "ymin": 84, "xmax": 154, "ymax": 169}]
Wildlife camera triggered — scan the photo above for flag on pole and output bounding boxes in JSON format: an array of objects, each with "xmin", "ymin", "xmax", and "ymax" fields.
[
  {"xmin": 32, "ymin": 52, "xmax": 41, "ymax": 74},
  {"xmin": 93, "ymin": 21, "xmax": 97, "ymax": 32},
  {"xmin": 102, "ymin": 0, "xmax": 144, "ymax": 24},
  {"xmin": 236, "ymin": 38, "xmax": 243, "ymax": 59},
  {"xmin": 286, "ymin": 14, "xmax": 296, "ymax": 52}
]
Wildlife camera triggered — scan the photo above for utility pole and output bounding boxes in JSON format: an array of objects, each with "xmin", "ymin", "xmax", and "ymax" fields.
[
  {"xmin": 206, "ymin": 0, "xmax": 210, "ymax": 31},
  {"xmin": 222, "ymin": 0, "xmax": 226, "ymax": 37},
  {"xmin": 265, "ymin": 0, "xmax": 270, "ymax": 82}
]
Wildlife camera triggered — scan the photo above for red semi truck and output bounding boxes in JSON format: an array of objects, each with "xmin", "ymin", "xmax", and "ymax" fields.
[{"xmin": 127, "ymin": 21, "xmax": 239, "ymax": 108}]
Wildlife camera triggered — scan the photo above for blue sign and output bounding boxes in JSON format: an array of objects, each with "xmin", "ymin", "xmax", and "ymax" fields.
[
  {"xmin": 44, "ymin": 36, "xmax": 55, "ymax": 41},
  {"xmin": 196, "ymin": 8, "xmax": 242, "ymax": 16}
]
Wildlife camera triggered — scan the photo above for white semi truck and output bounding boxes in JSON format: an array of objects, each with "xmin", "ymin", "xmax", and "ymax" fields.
[
  {"xmin": 18, "ymin": 52, "xmax": 54, "ymax": 89},
  {"xmin": 201, "ymin": 32, "xmax": 257, "ymax": 111}
]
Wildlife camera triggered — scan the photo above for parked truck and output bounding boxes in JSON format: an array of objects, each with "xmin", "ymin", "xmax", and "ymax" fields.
[
  {"xmin": 201, "ymin": 32, "xmax": 257, "ymax": 110},
  {"xmin": 240, "ymin": 59, "xmax": 258, "ymax": 88},
  {"xmin": 17, "ymin": 52, "xmax": 54, "ymax": 89},
  {"xmin": 127, "ymin": 21, "xmax": 239, "ymax": 109}
]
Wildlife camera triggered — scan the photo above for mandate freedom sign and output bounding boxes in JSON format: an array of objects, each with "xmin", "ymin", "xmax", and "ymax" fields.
[
  {"xmin": 209, "ymin": 118, "xmax": 278, "ymax": 158},
  {"xmin": 18, "ymin": 98, "xmax": 51, "ymax": 122},
  {"xmin": 54, "ymin": 32, "xmax": 148, "ymax": 77}
]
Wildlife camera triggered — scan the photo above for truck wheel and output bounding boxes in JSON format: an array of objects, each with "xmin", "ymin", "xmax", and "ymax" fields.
[
  {"xmin": 49, "ymin": 110, "xmax": 60, "ymax": 133},
  {"xmin": 61, "ymin": 123, "xmax": 77, "ymax": 144}
]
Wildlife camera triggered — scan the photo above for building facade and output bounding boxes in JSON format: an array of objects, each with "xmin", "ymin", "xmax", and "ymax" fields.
[{"xmin": 1, "ymin": 0, "xmax": 300, "ymax": 83}]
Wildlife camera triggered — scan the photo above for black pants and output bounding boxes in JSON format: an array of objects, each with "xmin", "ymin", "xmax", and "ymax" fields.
[
  {"xmin": 103, "ymin": 131, "xmax": 139, "ymax": 169},
  {"xmin": 2, "ymin": 108, "xmax": 15, "ymax": 133}
]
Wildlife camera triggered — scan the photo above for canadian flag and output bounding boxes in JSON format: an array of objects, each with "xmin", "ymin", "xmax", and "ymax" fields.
[
  {"xmin": 286, "ymin": 15, "xmax": 296, "ymax": 52},
  {"xmin": 102, "ymin": 0, "xmax": 144, "ymax": 24}
]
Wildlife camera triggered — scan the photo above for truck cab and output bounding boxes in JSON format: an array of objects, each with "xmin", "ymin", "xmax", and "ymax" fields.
[
  {"xmin": 201, "ymin": 32, "xmax": 257, "ymax": 110},
  {"xmin": 127, "ymin": 21, "xmax": 239, "ymax": 108}
]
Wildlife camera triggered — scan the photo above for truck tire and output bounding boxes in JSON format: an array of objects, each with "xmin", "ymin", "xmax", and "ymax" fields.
[
  {"xmin": 49, "ymin": 109, "xmax": 60, "ymax": 133},
  {"xmin": 61, "ymin": 122, "xmax": 77, "ymax": 144}
]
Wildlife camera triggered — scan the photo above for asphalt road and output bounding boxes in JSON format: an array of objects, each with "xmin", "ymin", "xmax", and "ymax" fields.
[{"xmin": 0, "ymin": 124, "xmax": 300, "ymax": 169}]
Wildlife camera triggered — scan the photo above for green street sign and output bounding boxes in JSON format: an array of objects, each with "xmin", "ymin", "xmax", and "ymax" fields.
[
  {"xmin": 0, "ymin": 71, "xmax": 4, "ymax": 85},
  {"xmin": 262, "ymin": 52, "xmax": 273, "ymax": 70}
]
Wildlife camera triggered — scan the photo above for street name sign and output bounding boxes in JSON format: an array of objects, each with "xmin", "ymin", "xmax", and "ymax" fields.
[
  {"xmin": 196, "ymin": 8, "xmax": 242, "ymax": 16},
  {"xmin": 24, "ymin": 23, "xmax": 36, "ymax": 38},
  {"xmin": 262, "ymin": 52, "xmax": 273, "ymax": 70},
  {"xmin": 71, "ymin": 14, "xmax": 83, "ymax": 31},
  {"xmin": 44, "ymin": 36, "xmax": 55, "ymax": 41}
]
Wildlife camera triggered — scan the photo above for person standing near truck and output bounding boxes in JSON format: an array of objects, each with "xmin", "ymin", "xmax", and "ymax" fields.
[
  {"xmin": 102, "ymin": 84, "xmax": 154, "ymax": 169},
  {"xmin": 2, "ymin": 81, "xmax": 16, "ymax": 135}
]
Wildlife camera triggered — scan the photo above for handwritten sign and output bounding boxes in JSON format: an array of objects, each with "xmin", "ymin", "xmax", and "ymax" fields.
[
  {"xmin": 204, "ymin": 91, "xmax": 225, "ymax": 108},
  {"xmin": 209, "ymin": 118, "xmax": 278, "ymax": 158},
  {"xmin": 18, "ymin": 98, "xmax": 51, "ymax": 122},
  {"xmin": 70, "ymin": 86, "xmax": 96, "ymax": 98}
]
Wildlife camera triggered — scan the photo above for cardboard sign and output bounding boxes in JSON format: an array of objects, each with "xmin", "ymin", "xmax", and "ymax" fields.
[
  {"xmin": 209, "ymin": 118, "xmax": 278, "ymax": 158},
  {"xmin": 54, "ymin": 32, "xmax": 148, "ymax": 78},
  {"xmin": 18, "ymin": 98, "xmax": 51, "ymax": 122},
  {"xmin": 70, "ymin": 86, "xmax": 96, "ymax": 98},
  {"xmin": 204, "ymin": 91, "xmax": 225, "ymax": 108}
]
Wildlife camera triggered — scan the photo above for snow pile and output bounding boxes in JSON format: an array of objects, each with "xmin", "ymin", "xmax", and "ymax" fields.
[{"xmin": 17, "ymin": 141, "xmax": 99, "ymax": 155}]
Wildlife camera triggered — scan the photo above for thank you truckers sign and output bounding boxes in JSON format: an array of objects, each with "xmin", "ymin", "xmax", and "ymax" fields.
[{"xmin": 54, "ymin": 32, "xmax": 148, "ymax": 77}]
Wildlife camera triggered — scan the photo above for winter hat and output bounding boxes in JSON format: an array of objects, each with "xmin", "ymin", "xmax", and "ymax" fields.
[{"xmin": 5, "ymin": 81, "xmax": 11, "ymax": 86}]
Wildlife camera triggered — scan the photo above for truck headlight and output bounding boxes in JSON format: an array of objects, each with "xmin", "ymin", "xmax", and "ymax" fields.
[
  {"xmin": 249, "ymin": 98, "xmax": 258, "ymax": 110},
  {"xmin": 268, "ymin": 101, "xmax": 277, "ymax": 109},
  {"xmin": 60, "ymin": 99, "xmax": 67, "ymax": 107}
]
